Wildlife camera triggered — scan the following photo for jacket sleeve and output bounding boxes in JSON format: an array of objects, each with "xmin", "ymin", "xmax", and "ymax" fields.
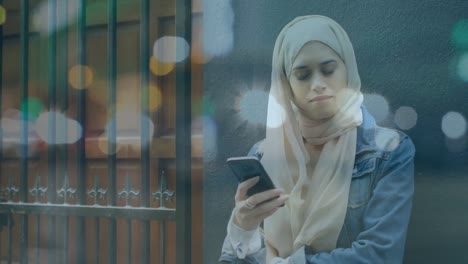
[{"xmin": 298, "ymin": 136, "xmax": 415, "ymax": 264}]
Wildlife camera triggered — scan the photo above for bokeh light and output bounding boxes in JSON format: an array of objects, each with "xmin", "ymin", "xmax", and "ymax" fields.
[
  {"xmin": 20, "ymin": 97, "xmax": 45, "ymax": 121},
  {"xmin": 1, "ymin": 113, "xmax": 35, "ymax": 140},
  {"xmin": 456, "ymin": 53, "xmax": 468, "ymax": 82},
  {"xmin": 451, "ymin": 19, "xmax": 468, "ymax": 50},
  {"xmin": 204, "ymin": 0, "xmax": 234, "ymax": 57},
  {"xmin": 149, "ymin": 56, "xmax": 175, "ymax": 76},
  {"xmin": 3, "ymin": 108, "xmax": 20, "ymax": 118},
  {"xmin": 375, "ymin": 128, "xmax": 400, "ymax": 152},
  {"xmin": 236, "ymin": 89, "xmax": 268, "ymax": 125},
  {"xmin": 149, "ymin": 84, "xmax": 162, "ymax": 112},
  {"xmin": 441, "ymin": 111, "xmax": 467, "ymax": 139},
  {"xmin": 266, "ymin": 94, "xmax": 285, "ymax": 128},
  {"xmin": 32, "ymin": 0, "xmax": 79, "ymax": 34},
  {"xmin": 394, "ymin": 106, "xmax": 418, "ymax": 130},
  {"xmin": 0, "ymin": 5, "xmax": 6, "ymax": 25},
  {"xmin": 1, "ymin": 109, "xmax": 44, "ymax": 157},
  {"xmin": 35, "ymin": 111, "xmax": 83, "ymax": 144},
  {"xmin": 153, "ymin": 36, "xmax": 190, "ymax": 63},
  {"xmin": 68, "ymin": 65, "xmax": 94, "ymax": 89},
  {"xmin": 364, "ymin": 93, "xmax": 390, "ymax": 123},
  {"xmin": 105, "ymin": 111, "xmax": 155, "ymax": 150}
]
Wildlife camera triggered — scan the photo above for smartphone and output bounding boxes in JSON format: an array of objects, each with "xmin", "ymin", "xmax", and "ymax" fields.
[{"xmin": 227, "ymin": 156, "xmax": 277, "ymax": 198}]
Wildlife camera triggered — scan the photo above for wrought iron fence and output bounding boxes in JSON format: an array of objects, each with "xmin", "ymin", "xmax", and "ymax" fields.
[{"xmin": 0, "ymin": 0, "xmax": 193, "ymax": 263}]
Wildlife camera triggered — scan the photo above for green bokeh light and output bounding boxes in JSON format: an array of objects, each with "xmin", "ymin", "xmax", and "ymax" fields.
[
  {"xmin": 20, "ymin": 98, "xmax": 44, "ymax": 120},
  {"xmin": 452, "ymin": 20, "xmax": 468, "ymax": 49},
  {"xmin": 0, "ymin": 6, "xmax": 6, "ymax": 25}
]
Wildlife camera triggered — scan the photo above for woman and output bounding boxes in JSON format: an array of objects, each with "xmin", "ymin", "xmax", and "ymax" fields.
[{"xmin": 219, "ymin": 15, "xmax": 415, "ymax": 264}]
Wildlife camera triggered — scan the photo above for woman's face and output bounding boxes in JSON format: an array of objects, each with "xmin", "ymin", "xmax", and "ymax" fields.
[{"xmin": 289, "ymin": 41, "xmax": 348, "ymax": 121}]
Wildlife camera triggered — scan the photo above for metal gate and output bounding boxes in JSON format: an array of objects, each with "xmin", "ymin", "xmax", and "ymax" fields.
[{"xmin": 0, "ymin": 0, "xmax": 195, "ymax": 263}]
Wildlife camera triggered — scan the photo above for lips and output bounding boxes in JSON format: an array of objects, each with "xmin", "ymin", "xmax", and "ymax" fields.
[{"xmin": 310, "ymin": 95, "xmax": 333, "ymax": 102}]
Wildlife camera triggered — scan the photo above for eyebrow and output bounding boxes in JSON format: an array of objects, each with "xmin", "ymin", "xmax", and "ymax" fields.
[
  {"xmin": 320, "ymin": 59, "xmax": 337, "ymax": 65},
  {"xmin": 292, "ymin": 59, "xmax": 337, "ymax": 70}
]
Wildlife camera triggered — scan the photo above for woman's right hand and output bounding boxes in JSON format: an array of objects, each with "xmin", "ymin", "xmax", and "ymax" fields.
[{"xmin": 233, "ymin": 176, "xmax": 289, "ymax": 231}]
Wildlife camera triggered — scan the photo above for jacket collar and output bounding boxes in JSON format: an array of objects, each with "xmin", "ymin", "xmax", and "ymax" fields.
[{"xmin": 356, "ymin": 105, "xmax": 377, "ymax": 155}]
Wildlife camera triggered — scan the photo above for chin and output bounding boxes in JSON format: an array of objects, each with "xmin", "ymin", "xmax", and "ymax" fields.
[{"xmin": 308, "ymin": 105, "xmax": 338, "ymax": 120}]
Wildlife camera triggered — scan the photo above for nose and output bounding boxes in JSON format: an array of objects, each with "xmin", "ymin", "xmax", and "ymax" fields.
[{"xmin": 311, "ymin": 75, "xmax": 326, "ymax": 93}]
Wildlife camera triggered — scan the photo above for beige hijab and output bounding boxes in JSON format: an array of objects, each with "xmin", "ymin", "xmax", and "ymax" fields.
[{"xmin": 260, "ymin": 15, "xmax": 364, "ymax": 257}]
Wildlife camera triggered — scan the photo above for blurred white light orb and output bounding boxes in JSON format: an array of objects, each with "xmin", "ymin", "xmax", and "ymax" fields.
[
  {"xmin": 237, "ymin": 89, "xmax": 268, "ymax": 125},
  {"xmin": 32, "ymin": 0, "xmax": 79, "ymax": 34},
  {"xmin": 394, "ymin": 106, "xmax": 418, "ymax": 130},
  {"xmin": 441, "ymin": 111, "xmax": 467, "ymax": 139},
  {"xmin": 364, "ymin": 94, "xmax": 390, "ymax": 123},
  {"xmin": 35, "ymin": 111, "xmax": 82, "ymax": 144},
  {"xmin": 153, "ymin": 36, "xmax": 190, "ymax": 63},
  {"xmin": 266, "ymin": 94, "xmax": 285, "ymax": 128},
  {"xmin": 375, "ymin": 128, "xmax": 400, "ymax": 152}
]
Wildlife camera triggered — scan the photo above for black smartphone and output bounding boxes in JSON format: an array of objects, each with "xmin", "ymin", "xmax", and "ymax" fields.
[{"xmin": 227, "ymin": 156, "xmax": 277, "ymax": 198}]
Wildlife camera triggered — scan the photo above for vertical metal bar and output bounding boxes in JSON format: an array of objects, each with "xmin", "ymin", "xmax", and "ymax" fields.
[
  {"xmin": 0, "ymin": 0, "xmax": 3, "ymax": 258},
  {"xmin": 159, "ymin": 168, "xmax": 167, "ymax": 264},
  {"xmin": 107, "ymin": 0, "xmax": 117, "ymax": 263},
  {"xmin": 175, "ymin": 0, "xmax": 192, "ymax": 262},
  {"xmin": 0, "ymin": 4, "xmax": 3, "ymax": 260},
  {"xmin": 95, "ymin": 219, "xmax": 100, "ymax": 263},
  {"xmin": 75, "ymin": 0, "xmax": 87, "ymax": 263},
  {"xmin": 0, "ymin": 0, "xmax": 3, "ymax": 198},
  {"xmin": 140, "ymin": 0, "xmax": 150, "ymax": 263},
  {"xmin": 126, "ymin": 220, "xmax": 131, "ymax": 264},
  {"xmin": 7, "ymin": 215, "xmax": 12, "ymax": 264},
  {"xmin": 57, "ymin": 0, "xmax": 69, "ymax": 263},
  {"xmin": 47, "ymin": 0, "xmax": 57, "ymax": 263},
  {"xmin": 35, "ymin": 217, "xmax": 40, "ymax": 264},
  {"xmin": 20, "ymin": 1, "xmax": 30, "ymax": 263},
  {"xmin": 160, "ymin": 221, "xmax": 165, "ymax": 264}
]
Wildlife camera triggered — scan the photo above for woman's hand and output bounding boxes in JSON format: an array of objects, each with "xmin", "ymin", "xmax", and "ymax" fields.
[
  {"xmin": 265, "ymin": 239, "xmax": 279, "ymax": 264},
  {"xmin": 233, "ymin": 176, "xmax": 289, "ymax": 231}
]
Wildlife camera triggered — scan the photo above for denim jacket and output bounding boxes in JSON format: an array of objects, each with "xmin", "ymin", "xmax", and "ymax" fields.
[{"xmin": 219, "ymin": 107, "xmax": 415, "ymax": 264}]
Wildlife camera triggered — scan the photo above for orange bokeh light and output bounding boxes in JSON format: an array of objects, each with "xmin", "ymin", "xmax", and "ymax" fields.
[
  {"xmin": 149, "ymin": 84, "xmax": 162, "ymax": 112},
  {"xmin": 149, "ymin": 56, "xmax": 174, "ymax": 76},
  {"xmin": 68, "ymin": 65, "xmax": 94, "ymax": 89}
]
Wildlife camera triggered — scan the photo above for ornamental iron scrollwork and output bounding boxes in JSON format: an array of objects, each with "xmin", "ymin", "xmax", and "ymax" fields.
[
  {"xmin": 29, "ymin": 174, "xmax": 48, "ymax": 202},
  {"xmin": 152, "ymin": 171, "xmax": 175, "ymax": 208},
  {"xmin": 117, "ymin": 176, "xmax": 140, "ymax": 206},
  {"xmin": 87, "ymin": 177, "xmax": 107, "ymax": 205},
  {"xmin": 57, "ymin": 174, "xmax": 76, "ymax": 204}
]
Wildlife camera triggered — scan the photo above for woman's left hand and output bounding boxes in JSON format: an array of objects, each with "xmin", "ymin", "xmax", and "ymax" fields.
[{"xmin": 265, "ymin": 239, "xmax": 279, "ymax": 264}]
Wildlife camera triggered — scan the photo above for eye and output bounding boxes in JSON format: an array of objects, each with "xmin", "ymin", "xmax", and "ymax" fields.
[
  {"xmin": 321, "ymin": 63, "xmax": 337, "ymax": 76},
  {"xmin": 294, "ymin": 70, "xmax": 310, "ymax": 81},
  {"xmin": 322, "ymin": 69, "xmax": 334, "ymax": 76}
]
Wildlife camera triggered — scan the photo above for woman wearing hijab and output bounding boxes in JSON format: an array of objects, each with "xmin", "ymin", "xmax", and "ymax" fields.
[{"xmin": 219, "ymin": 15, "xmax": 415, "ymax": 264}]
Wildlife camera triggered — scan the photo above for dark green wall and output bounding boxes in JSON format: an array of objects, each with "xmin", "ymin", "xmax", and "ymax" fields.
[{"xmin": 203, "ymin": 1, "xmax": 468, "ymax": 263}]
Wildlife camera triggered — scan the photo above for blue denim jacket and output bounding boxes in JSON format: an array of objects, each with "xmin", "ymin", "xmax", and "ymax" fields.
[{"xmin": 219, "ymin": 107, "xmax": 415, "ymax": 264}]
